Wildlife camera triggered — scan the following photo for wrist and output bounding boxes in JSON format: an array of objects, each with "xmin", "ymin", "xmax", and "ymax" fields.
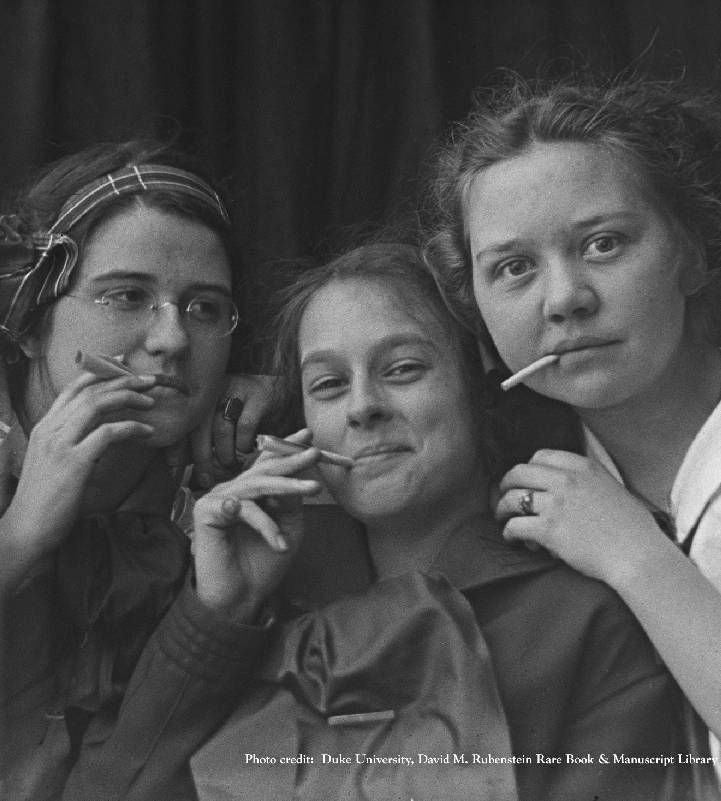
[
  {"xmin": 0, "ymin": 511, "xmax": 50, "ymax": 593},
  {"xmin": 604, "ymin": 526, "xmax": 683, "ymax": 599},
  {"xmin": 194, "ymin": 580, "xmax": 269, "ymax": 625}
]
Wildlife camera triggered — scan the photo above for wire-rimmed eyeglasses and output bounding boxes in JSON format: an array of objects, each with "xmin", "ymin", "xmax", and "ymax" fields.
[{"xmin": 65, "ymin": 287, "xmax": 239, "ymax": 338}]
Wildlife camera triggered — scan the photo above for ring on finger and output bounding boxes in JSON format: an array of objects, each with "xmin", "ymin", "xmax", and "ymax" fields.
[
  {"xmin": 519, "ymin": 489, "xmax": 535, "ymax": 516},
  {"xmin": 219, "ymin": 395, "xmax": 244, "ymax": 423}
]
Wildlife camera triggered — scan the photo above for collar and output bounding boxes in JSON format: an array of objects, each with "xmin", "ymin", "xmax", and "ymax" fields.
[
  {"xmin": 670, "ymin": 399, "xmax": 721, "ymax": 537},
  {"xmin": 283, "ymin": 507, "xmax": 556, "ymax": 612},
  {"xmin": 427, "ymin": 516, "xmax": 557, "ymax": 591}
]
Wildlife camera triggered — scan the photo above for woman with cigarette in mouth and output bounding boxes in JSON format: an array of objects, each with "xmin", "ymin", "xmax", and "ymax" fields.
[
  {"xmin": 425, "ymin": 74, "xmax": 721, "ymax": 782},
  {"xmin": 191, "ymin": 243, "xmax": 693, "ymax": 801},
  {"xmin": 0, "ymin": 141, "xmax": 320, "ymax": 800}
]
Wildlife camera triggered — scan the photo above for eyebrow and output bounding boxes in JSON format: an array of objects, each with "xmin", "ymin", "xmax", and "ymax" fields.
[
  {"xmin": 86, "ymin": 271, "xmax": 232, "ymax": 297},
  {"xmin": 474, "ymin": 211, "xmax": 642, "ymax": 261},
  {"xmin": 300, "ymin": 333, "xmax": 438, "ymax": 370}
]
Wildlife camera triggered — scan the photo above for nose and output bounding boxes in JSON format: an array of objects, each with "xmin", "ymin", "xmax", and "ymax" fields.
[
  {"xmin": 542, "ymin": 259, "xmax": 599, "ymax": 323},
  {"xmin": 346, "ymin": 377, "xmax": 393, "ymax": 429},
  {"xmin": 143, "ymin": 302, "xmax": 191, "ymax": 357}
]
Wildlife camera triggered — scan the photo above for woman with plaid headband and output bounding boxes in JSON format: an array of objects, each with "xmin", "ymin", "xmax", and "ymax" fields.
[{"xmin": 0, "ymin": 140, "xmax": 319, "ymax": 800}]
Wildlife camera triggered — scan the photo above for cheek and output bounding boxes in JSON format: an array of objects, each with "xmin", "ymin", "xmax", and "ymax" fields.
[{"xmin": 302, "ymin": 399, "xmax": 344, "ymax": 447}]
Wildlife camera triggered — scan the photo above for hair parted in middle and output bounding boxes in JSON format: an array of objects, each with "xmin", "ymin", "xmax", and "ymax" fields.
[{"xmin": 266, "ymin": 241, "xmax": 580, "ymax": 477}]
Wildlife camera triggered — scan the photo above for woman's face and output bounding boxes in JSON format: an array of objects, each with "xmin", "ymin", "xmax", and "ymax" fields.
[
  {"xmin": 298, "ymin": 278, "xmax": 484, "ymax": 524},
  {"xmin": 467, "ymin": 141, "xmax": 701, "ymax": 411},
  {"xmin": 27, "ymin": 205, "xmax": 232, "ymax": 446}
]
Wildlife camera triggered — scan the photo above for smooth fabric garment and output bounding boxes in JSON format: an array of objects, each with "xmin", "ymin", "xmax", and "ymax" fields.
[
  {"xmin": 0, "ymin": 399, "xmax": 269, "ymax": 801},
  {"xmin": 193, "ymin": 512, "xmax": 695, "ymax": 801},
  {"xmin": 193, "ymin": 572, "xmax": 519, "ymax": 801},
  {"xmin": 586, "ymin": 410, "xmax": 721, "ymax": 781}
]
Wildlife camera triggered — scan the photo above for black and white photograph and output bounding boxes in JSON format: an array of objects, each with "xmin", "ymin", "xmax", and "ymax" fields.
[{"xmin": 2, "ymin": 2, "xmax": 721, "ymax": 800}]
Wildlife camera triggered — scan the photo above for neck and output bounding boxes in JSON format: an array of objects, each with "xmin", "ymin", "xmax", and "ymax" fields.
[
  {"xmin": 579, "ymin": 338, "xmax": 721, "ymax": 509},
  {"xmin": 365, "ymin": 467, "xmax": 489, "ymax": 580}
]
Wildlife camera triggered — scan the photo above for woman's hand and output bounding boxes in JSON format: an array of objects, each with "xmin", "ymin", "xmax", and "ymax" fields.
[
  {"xmin": 167, "ymin": 373, "xmax": 276, "ymax": 488},
  {"xmin": 191, "ymin": 429, "xmax": 321, "ymax": 621},
  {"xmin": 1, "ymin": 371, "xmax": 157, "ymax": 588},
  {"xmin": 494, "ymin": 449, "xmax": 665, "ymax": 586}
]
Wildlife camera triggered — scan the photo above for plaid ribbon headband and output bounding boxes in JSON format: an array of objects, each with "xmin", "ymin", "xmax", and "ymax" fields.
[{"xmin": 0, "ymin": 164, "xmax": 230, "ymax": 343}]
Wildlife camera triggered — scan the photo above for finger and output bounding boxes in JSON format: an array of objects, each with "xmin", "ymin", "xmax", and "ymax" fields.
[
  {"xmin": 495, "ymin": 488, "xmax": 547, "ymax": 522},
  {"xmin": 201, "ymin": 495, "xmax": 287, "ymax": 552},
  {"xmin": 251, "ymin": 446, "xmax": 322, "ymax": 476},
  {"xmin": 235, "ymin": 499, "xmax": 288, "ymax": 552},
  {"xmin": 233, "ymin": 394, "xmax": 263, "ymax": 455},
  {"xmin": 529, "ymin": 449, "xmax": 590, "ymax": 469},
  {"xmin": 76, "ymin": 421, "xmax": 156, "ymax": 461},
  {"xmin": 209, "ymin": 473, "xmax": 321, "ymax": 501},
  {"xmin": 56, "ymin": 371, "xmax": 156, "ymax": 407},
  {"xmin": 502, "ymin": 515, "xmax": 548, "ymax": 550},
  {"xmin": 213, "ymin": 407, "xmax": 237, "ymax": 470},
  {"xmin": 498, "ymin": 462, "xmax": 564, "ymax": 494},
  {"xmin": 57, "ymin": 389, "xmax": 157, "ymax": 445},
  {"xmin": 233, "ymin": 375, "xmax": 276, "ymax": 453},
  {"xmin": 188, "ymin": 413, "xmax": 216, "ymax": 488}
]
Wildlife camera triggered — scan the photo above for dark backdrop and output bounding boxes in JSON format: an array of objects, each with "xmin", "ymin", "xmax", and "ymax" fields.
[{"xmin": 2, "ymin": 0, "xmax": 721, "ymax": 365}]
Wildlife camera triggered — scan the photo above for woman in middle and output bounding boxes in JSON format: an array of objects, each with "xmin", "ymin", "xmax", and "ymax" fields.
[{"xmin": 191, "ymin": 243, "xmax": 692, "ymax": 801}]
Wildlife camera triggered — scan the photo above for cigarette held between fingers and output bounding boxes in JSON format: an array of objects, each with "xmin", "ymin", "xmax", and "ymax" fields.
[
  {"xmin": 76, "ymin": 351, "xmax": 135, "ymax": 379},
  {"xmin": 256, "ymin": 434, "xmax": 354, "ymax": 468},
  {"xmin": 501, "ymin": 354, "xmax": 560, "ymax": 391}
]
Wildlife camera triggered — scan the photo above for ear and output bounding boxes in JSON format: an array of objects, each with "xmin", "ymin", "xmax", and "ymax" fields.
[{"xmin": 679, "ymin": 238, "xmax": 707, "ymax": 297}]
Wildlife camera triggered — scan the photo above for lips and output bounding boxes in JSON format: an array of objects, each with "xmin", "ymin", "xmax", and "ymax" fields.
[
  {"xmin": 152, "ymin": 374, "xmax": 190, "ymax": 394},
  {"xmin": 550, "ymin": 336, "xmax": 618, "ymax": 356},
  {"xmin": 352, "ymin": 443, "xmax": 411, "ymax": 460}
]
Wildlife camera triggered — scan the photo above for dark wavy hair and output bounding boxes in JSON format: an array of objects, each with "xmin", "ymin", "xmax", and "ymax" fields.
[
  {"xmin": 267, "ymin": 241, "xmax": 579, "ymax": 478},
  {"xmin": 424, "ymin": 73, "xmax": 721, "ymax": 352}
]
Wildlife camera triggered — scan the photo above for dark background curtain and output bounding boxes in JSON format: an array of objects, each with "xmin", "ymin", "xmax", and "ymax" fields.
[{"xmin": 2, "ymin": 0, "xmax": 721, "ymax": 367}]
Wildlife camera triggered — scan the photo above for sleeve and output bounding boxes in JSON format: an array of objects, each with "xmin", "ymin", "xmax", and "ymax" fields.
[
  {"xmin": 542, "ymin": 590, "xmax": 695, "ymax": 801},
  {"xmin": 60, "ymin": 579, "xmax": 273, "ymax": 801}
]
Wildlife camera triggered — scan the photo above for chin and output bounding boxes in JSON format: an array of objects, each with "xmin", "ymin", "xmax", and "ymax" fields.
[{"xmin": 336, "ymin": 488, "xmax": 411, "ymax": 522}]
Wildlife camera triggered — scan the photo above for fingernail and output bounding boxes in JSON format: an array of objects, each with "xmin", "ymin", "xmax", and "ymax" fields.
[
  {"xmin": 137, "ymin": 374, "xmax": 157, "ymax": 383},
  {"xmin": 221, "ymin": 497, "xmax": 240, "ymax": 516},
  {"xmin": 276, "ymin": 535, "xmax": 289, "ymax": 552}
]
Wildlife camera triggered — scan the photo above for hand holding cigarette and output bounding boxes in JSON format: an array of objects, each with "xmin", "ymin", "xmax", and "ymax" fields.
[
  {"xmin": 501, "ymin": 354, "xmax": 559, "ymax": 391},
  {"xmin": 256, "ymin": 434, "xmax": 354, "ymax": 468}
]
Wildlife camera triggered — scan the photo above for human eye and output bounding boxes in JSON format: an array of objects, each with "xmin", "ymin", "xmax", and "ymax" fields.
[
  {"xmin": 583, "ymin": 233, "xmax": 624, "ymax": 260},
  {"xmin": 101, "ymin": 286, "xmax": 152, "ymax": 310},
  {"xmin": 495, "ymin": 257, "xmax": 535, "ymax": 281},
  {"xmin": 186, "ymin": 295, "xmax": 223, "ymax": 323},
  {"xmin": 383, "ymin": 359, "xmax": 427, "ymax": 383},
  {"xmin": 306, "ymin": 374, "xmax": 348, "ymax": 399}
]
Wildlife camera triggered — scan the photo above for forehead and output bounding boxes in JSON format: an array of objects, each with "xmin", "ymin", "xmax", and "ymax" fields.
[
  {"xmin": 466, "ymin": 141, "xmax": 658, "ymax": 244},
  {"xmin": 298, "ymin": 278, "xmax": 454, "ymax": 355},
  {"xmin": 76, "ymin": 205, "xmax": 231, "ymax": 288}
]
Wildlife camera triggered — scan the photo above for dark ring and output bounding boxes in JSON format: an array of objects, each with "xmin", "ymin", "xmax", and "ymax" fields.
[
  {"xmin": 219, "ymin": 395, "xmax": 244, "ymax": 423},
  {"xmin": 519, "ymin": 489, "xmax": 535, "ymax": 516}
]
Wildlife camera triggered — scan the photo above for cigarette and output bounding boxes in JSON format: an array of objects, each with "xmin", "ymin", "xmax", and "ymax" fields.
[
  {"xmin": 76, "ymin": 351, "xmax": 135, "ymax": 379},
  {"xmin": 501, "ymin": 354, "xmax": 559, "ymax": 391},
  {"xmin": 327, "ymin": 710, "xmax": 395, "ymax": 726},
  {"xmin": 256, "ymin": 434, "xmax": 354, "ymax": 468}
]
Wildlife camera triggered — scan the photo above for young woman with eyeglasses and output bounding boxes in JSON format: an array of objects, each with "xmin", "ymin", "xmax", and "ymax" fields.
[{"xmin": 0, "ymin": 141, "xmax": 321, "ymax": 801}]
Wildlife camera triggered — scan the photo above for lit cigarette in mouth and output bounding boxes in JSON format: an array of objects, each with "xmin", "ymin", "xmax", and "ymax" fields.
[
  {"xmin": 501, "ymin": 354, "xmax": 560, "ymax": 391},
  {"xmin": 256, "ymin": 434, "xmax": 354, "ymax": 468},
  {"xmin": 76, "ymin": 351, "xmax": 135, "ymax": 379}
]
